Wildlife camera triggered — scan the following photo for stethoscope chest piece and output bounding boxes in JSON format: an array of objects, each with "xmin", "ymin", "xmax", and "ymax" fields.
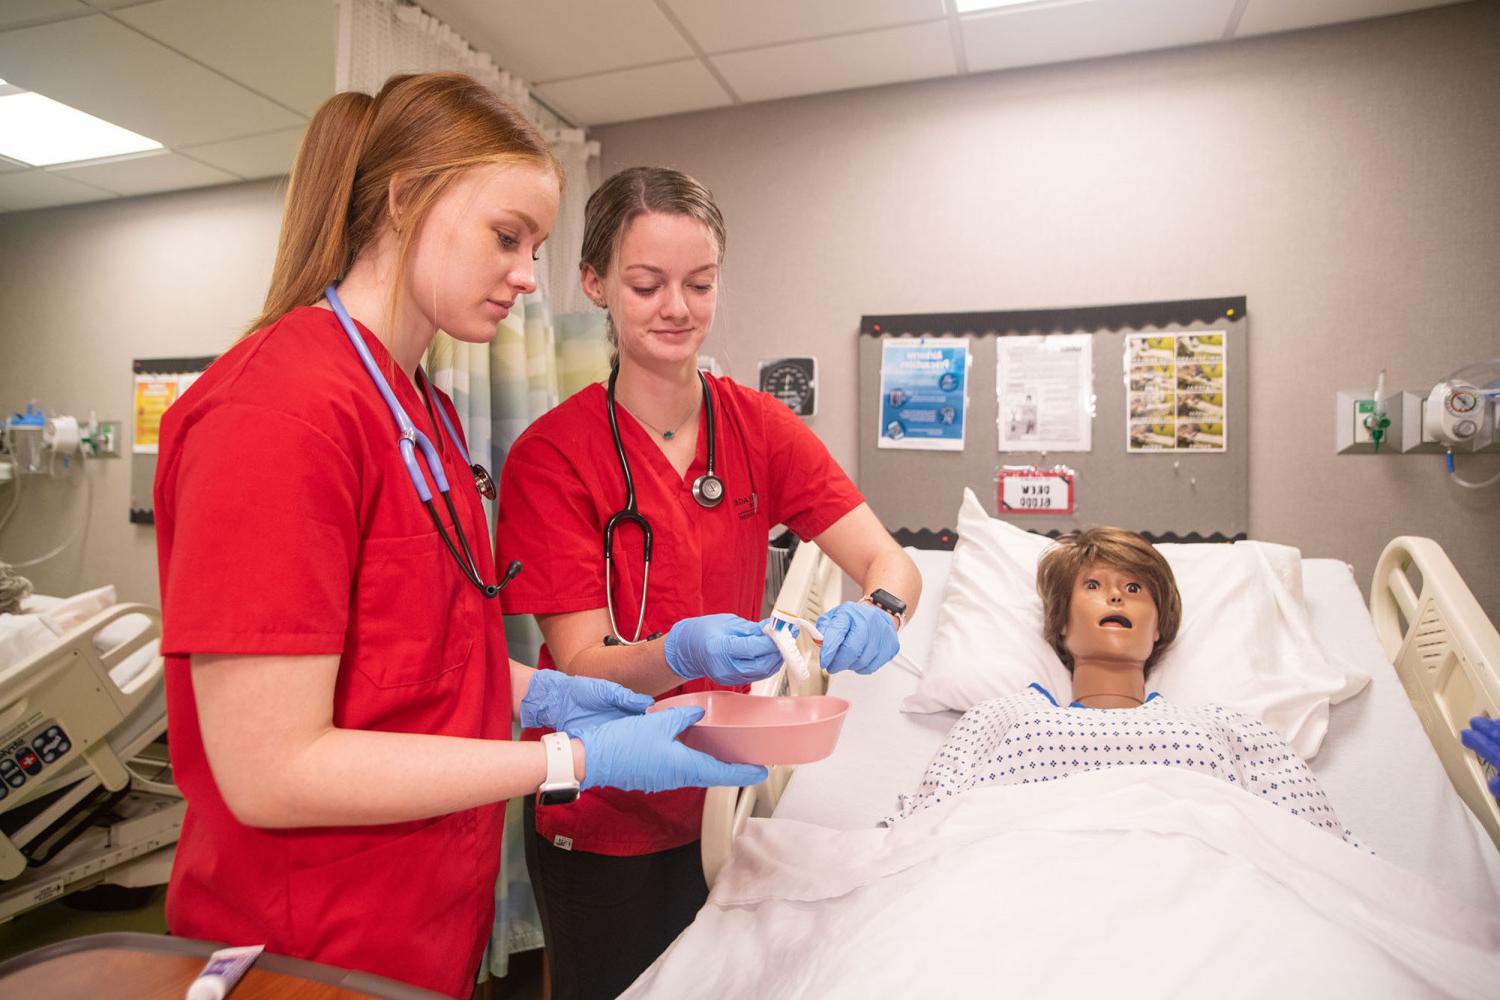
[
  {"xmin": 472, "ymin": 464, "xmax": 497, "ymax": 501},
  {"xmin": 692, "ymin": 472, "xmax": 725, "ymax": 508}
]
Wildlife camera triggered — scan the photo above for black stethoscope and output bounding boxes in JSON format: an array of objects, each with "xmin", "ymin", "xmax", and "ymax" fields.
[
  {"xmin": 603, "ymin": 366, "xmax": 724, "ymax": 643},
  {"xmin": 327, "ymin": 285, "xmax": 521, "ymax": 599}
]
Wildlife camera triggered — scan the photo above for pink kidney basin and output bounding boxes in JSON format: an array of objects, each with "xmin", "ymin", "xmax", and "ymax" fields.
[{"xmin": 648, "ymin": 691, "xmax": 850, "ymax": 766}]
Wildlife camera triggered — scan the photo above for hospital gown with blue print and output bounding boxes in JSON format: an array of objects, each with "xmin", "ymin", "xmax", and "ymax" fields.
[{"xmin": 886, "ymin": 684, "xmax": 1361, "ymax": 845}]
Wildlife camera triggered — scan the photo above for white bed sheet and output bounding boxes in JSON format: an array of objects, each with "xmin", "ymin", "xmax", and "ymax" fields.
[{"xmin": 774, "ymin": 553, "xmax": 1500, "ymax": 911}]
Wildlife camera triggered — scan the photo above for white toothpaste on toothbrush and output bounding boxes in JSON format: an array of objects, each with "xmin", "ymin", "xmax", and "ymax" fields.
[{"xmin": 185, "ymin": 944, "xmax": 264, "ymax": 1000}]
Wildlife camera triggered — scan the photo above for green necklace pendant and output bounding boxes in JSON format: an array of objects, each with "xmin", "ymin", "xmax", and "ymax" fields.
[{"xmin": 662, "ymin": 430, "xmax": 675, "ymax": 440}]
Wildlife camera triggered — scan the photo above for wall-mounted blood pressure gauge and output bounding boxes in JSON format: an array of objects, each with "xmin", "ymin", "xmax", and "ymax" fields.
[{"xmin": 758, "ymin": 357, "xmax": 817, "ymax": 417}]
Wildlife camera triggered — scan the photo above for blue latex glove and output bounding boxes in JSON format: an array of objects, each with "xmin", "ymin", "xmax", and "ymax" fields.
[
  {"xmin": 579, "ymin": 706, "xmax": 768, "ymax": 793},
  {"xmin": 1461, "ymin": 717, "xmax": 1500, "ymax": 798},
  {"xmin": 815, "ymin": 600, "xmax": 900, "ymax": 675},
  {"xmin": 518, "ymin": 669, "xmax": 654, "ymax": 739},
  {"xmin": 663, "ymin": 613, "xmax": 782, "ymax": 686}
]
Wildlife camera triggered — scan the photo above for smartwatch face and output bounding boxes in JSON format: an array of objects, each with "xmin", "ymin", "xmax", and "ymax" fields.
[
  {"xmin": 538, "ymin": 786, "xmax": 580, "ymax": 807},
  {"xmin": 870, "ymin": 588, "xmax": 907, "ymax": 615}
]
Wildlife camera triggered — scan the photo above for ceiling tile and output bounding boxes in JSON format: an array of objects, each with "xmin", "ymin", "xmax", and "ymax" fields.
[
  {"xmin": 713, "ymin": 21, "xmax": 957, "ymax": 104},
  {"xmin": 0, "ymin": 168, "xmax": 113, "ymax": 211},
  {"xmin": 535, "ymin": 59, "xmax": 732, "ymax": 126},
  {"xmin": 0, "ymin": 0, "xmax": 90, "ymax": 30},
  {"xmin": 664, "ymin": 0, "xmax": 945, "ymax": 53},
  {"xmin": 113, "ymin": 0, "xmax": 335, "ymax": 116},
  {"xmin": 417, "ymin": 0, "xmax": 692, "ymax": 84},
  {"xmin": 1236, "ymin": 0, "xmax": 1464, "ymax": 37},
  {"xmin": 50, "ymin": 150, "xmax": 239, "ymax": 196},
  {"xmin": 0, "ymin": 14, "xmax": 303, "ymax": 147},
  {"xmin": 963, "ymin": 0, "xmax": 1239, "ymax": 74},
  {"xmin": 179, "ymin": 126, "xmax": 305, "ymax": 180}
]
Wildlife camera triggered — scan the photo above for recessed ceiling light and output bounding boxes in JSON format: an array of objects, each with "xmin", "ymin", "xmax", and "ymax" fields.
[
  {"xmin": 0, "ymin": 89, "xmax": 162, "ymax": 166},
  {"xmin": 955, "ymin": 0, "xmax": 1059, "ymax": 13}
]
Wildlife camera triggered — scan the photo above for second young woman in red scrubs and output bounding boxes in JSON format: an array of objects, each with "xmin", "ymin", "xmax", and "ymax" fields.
[
  {"xmin": 497, "ymin": 167, "xmax": 922, "ymax": 998},
  {"xmin": 155, "ymin": 76, "xmax": 770, "ymax": 999}
]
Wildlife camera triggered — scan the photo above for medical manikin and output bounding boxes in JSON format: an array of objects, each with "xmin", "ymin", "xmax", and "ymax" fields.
[{"xmin": 886, "ymin": 527, "xmax": 1360, "ymax": 845}]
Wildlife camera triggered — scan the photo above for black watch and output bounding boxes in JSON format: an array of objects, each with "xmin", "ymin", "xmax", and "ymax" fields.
[{"xmin": 863, "ymin": 588, "xmax": 907, "ymax": 631}]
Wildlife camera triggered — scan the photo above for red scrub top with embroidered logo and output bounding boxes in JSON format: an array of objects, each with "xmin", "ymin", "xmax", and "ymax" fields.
[
  {"xmin": 155, "ymin": 307, "xmax": 509, "ymax": 1000},
  {"xmin": 496, "ymin": 374, "xmax": 862, "ymax": 856}
]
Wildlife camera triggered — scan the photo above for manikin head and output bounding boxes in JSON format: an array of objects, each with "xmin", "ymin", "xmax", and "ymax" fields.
[{"xmin": 1037, "ymin": 527, "xmax": 1182, "ymax": 678}]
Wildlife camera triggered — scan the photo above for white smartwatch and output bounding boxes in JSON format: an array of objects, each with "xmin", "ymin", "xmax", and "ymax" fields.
[{"xmin": 537, "ymin": 731, "xmax": 580, "ymax": 807}]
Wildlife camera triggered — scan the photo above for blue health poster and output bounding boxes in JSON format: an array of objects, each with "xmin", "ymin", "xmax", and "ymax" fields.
[{"xmin": 877, "ymin": 339, "xmax": 970, "ymax": 450}]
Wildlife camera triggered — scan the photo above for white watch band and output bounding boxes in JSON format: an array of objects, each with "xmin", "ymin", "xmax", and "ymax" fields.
[{"xmin": 541, "ymin": 731, "xmax": 576, "ymax": 787}]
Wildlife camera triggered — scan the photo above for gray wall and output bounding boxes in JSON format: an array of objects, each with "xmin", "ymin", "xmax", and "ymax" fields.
[
  {"xmin": 0, "ymin": 178, "xmax": 285, "ymax": 603},
  {"xmin": 1, "ymin": 2, "xmax": 1497, "ymax": 618},
  {"xmin": 596, "ymin": 2, "xmax": 1500, "ymax": 616}
]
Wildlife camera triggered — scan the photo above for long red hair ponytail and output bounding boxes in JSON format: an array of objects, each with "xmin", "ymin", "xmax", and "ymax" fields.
[{"xmin": 247, "ymin": 72, "xmax": 559, "ymax": 337}]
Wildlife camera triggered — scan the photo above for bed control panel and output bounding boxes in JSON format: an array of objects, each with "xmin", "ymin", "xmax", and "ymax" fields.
[{"xmin": 0, "ymin": 721, "xmax": 73, "ymax": 801}]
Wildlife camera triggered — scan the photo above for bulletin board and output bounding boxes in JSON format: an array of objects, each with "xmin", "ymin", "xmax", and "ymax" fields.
[
  {"xmin": 128, "ymin": 355, "xmax": 218, "ymax": 525},
  {"xmin": 857, "ymin": 297, "xmax": 1247, "ymax": 544}
]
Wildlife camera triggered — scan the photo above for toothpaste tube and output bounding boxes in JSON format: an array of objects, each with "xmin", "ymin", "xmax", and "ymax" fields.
[{"xmin": 185, "ymin": 944, "xmax": 264, "ymax": 1000}]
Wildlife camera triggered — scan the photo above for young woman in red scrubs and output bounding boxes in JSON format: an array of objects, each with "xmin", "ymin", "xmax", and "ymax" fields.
[
  {"xmin": 154, "ymin": 76, "xmax": 770, "ymax": 1000},
  {"xmin": 496, "ymin": 167, "xmax": 924, "ymax": 999}
]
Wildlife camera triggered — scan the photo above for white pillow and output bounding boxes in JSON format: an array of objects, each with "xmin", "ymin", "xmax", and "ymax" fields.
[
  {"xmin": 903, "ymin": 489, "xmax": 1369, "ymax": 759},
  {"xmin": 36, "ymin": 584, "xmax": 116, "ymax": 634},
  {"xmin": 888, "ymin": 547, "xmax": 955, "ymax": 677}
]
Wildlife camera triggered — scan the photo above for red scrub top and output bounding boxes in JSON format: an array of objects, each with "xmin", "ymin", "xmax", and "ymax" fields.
[
  {"xmin": 496, "ymin": 374, "xmax": 862, "ymax": 856},
  {"xmin": 155, "ymin": 306, "xmax": 510, "ymax": 1000}
]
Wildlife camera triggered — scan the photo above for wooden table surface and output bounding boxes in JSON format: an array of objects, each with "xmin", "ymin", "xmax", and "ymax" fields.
[
  {"xmin": 0, "ymin": 946, "xmax": 374, "ymax": 998},
  {"xmin": 0, "ymin": 935, "xmax": 444, "ymax": 999}
]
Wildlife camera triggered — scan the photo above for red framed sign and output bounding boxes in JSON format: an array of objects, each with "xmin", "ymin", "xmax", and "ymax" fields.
[{"xmin": 998, "ymin": 467, "xmax": 1075, "ymax": 515}]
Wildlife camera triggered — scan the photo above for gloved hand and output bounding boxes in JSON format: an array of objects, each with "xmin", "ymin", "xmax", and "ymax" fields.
[
  {"xmin": 664, "ymin": 613, "xmax": 782, "ymax": 686},
  {"xmin": 815, "ymin": 600, "xmax": 900, "ymax": 675},
  {"xmin": 519, "ymin": 669, "xmax": 654, "ymax": 739},
  {"xmin": 579, "ymin": 706, "xmax": 768, "ymax": 793},
  {"xmin": 1461, "ymin": 717, "xmax": 1500, "ymax": 797}
]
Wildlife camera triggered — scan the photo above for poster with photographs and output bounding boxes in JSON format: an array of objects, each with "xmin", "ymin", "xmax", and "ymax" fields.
[{"xmin": 1125, "ymin": 331, "xmax": 1227, "ymax": 452}]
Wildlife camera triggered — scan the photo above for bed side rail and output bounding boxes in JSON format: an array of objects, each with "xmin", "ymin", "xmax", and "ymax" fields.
[
  {"xmin": 1370, "ymin": 536, "xmax": 1500, "ymax": 850},
  {"xmin": 702, "ymin": 541, "xmax": 840, "ymax": 886},
  {"xmin": 0, "ymin": 604, "xmax": 164, "ymax": 879}
]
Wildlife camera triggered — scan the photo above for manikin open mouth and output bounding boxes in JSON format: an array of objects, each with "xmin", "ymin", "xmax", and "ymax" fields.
[{"xmin": 1099, "ymin": 614, "xmax": 1133, "ymax": 628}]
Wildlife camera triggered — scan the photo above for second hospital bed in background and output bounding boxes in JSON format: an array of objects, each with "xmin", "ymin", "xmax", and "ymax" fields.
[{"xmin": 0, "ymin": 590, "xmax": 181, "ymax": 922}]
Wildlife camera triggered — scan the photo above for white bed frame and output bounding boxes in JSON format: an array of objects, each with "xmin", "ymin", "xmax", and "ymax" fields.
[
  {"xmin": 1370, "ymin": 536, "xmax": 1500, "ymax": 849},
  {"xmin": 702, "ymin": 534, "xmax": 1500, "ymax": 883},
  {"xmin": 701, "ymin": 540, "xmax": 841, "ymax": 886},
  {"xmin": 0, "ymin": 603, "xmax": 184, "ymax": 921}
]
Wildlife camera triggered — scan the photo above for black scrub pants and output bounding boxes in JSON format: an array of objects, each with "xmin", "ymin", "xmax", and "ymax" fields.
[{"xmin": 523, "ymin": 798, "xmax": 708, "ymax": 1000}]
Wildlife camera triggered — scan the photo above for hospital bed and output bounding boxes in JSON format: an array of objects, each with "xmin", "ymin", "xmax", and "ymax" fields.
[
  {"xmin": 0, "ymin": 595, "xmax": 181, "ymax": 922},
  {"xmin": 659, "ymin": 526, "xmax": 1500, "ymax": 997}
]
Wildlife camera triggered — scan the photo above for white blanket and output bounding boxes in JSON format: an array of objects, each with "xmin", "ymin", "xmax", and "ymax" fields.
[{"xmin": 624, "ymin": 768, "xmax": 1500, "ymax": 998}]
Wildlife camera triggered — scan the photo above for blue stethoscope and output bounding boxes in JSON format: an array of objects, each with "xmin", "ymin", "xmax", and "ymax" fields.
[{"xmin": 326, "ymin": 285, "xmax": 520, "ymax": 599}]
